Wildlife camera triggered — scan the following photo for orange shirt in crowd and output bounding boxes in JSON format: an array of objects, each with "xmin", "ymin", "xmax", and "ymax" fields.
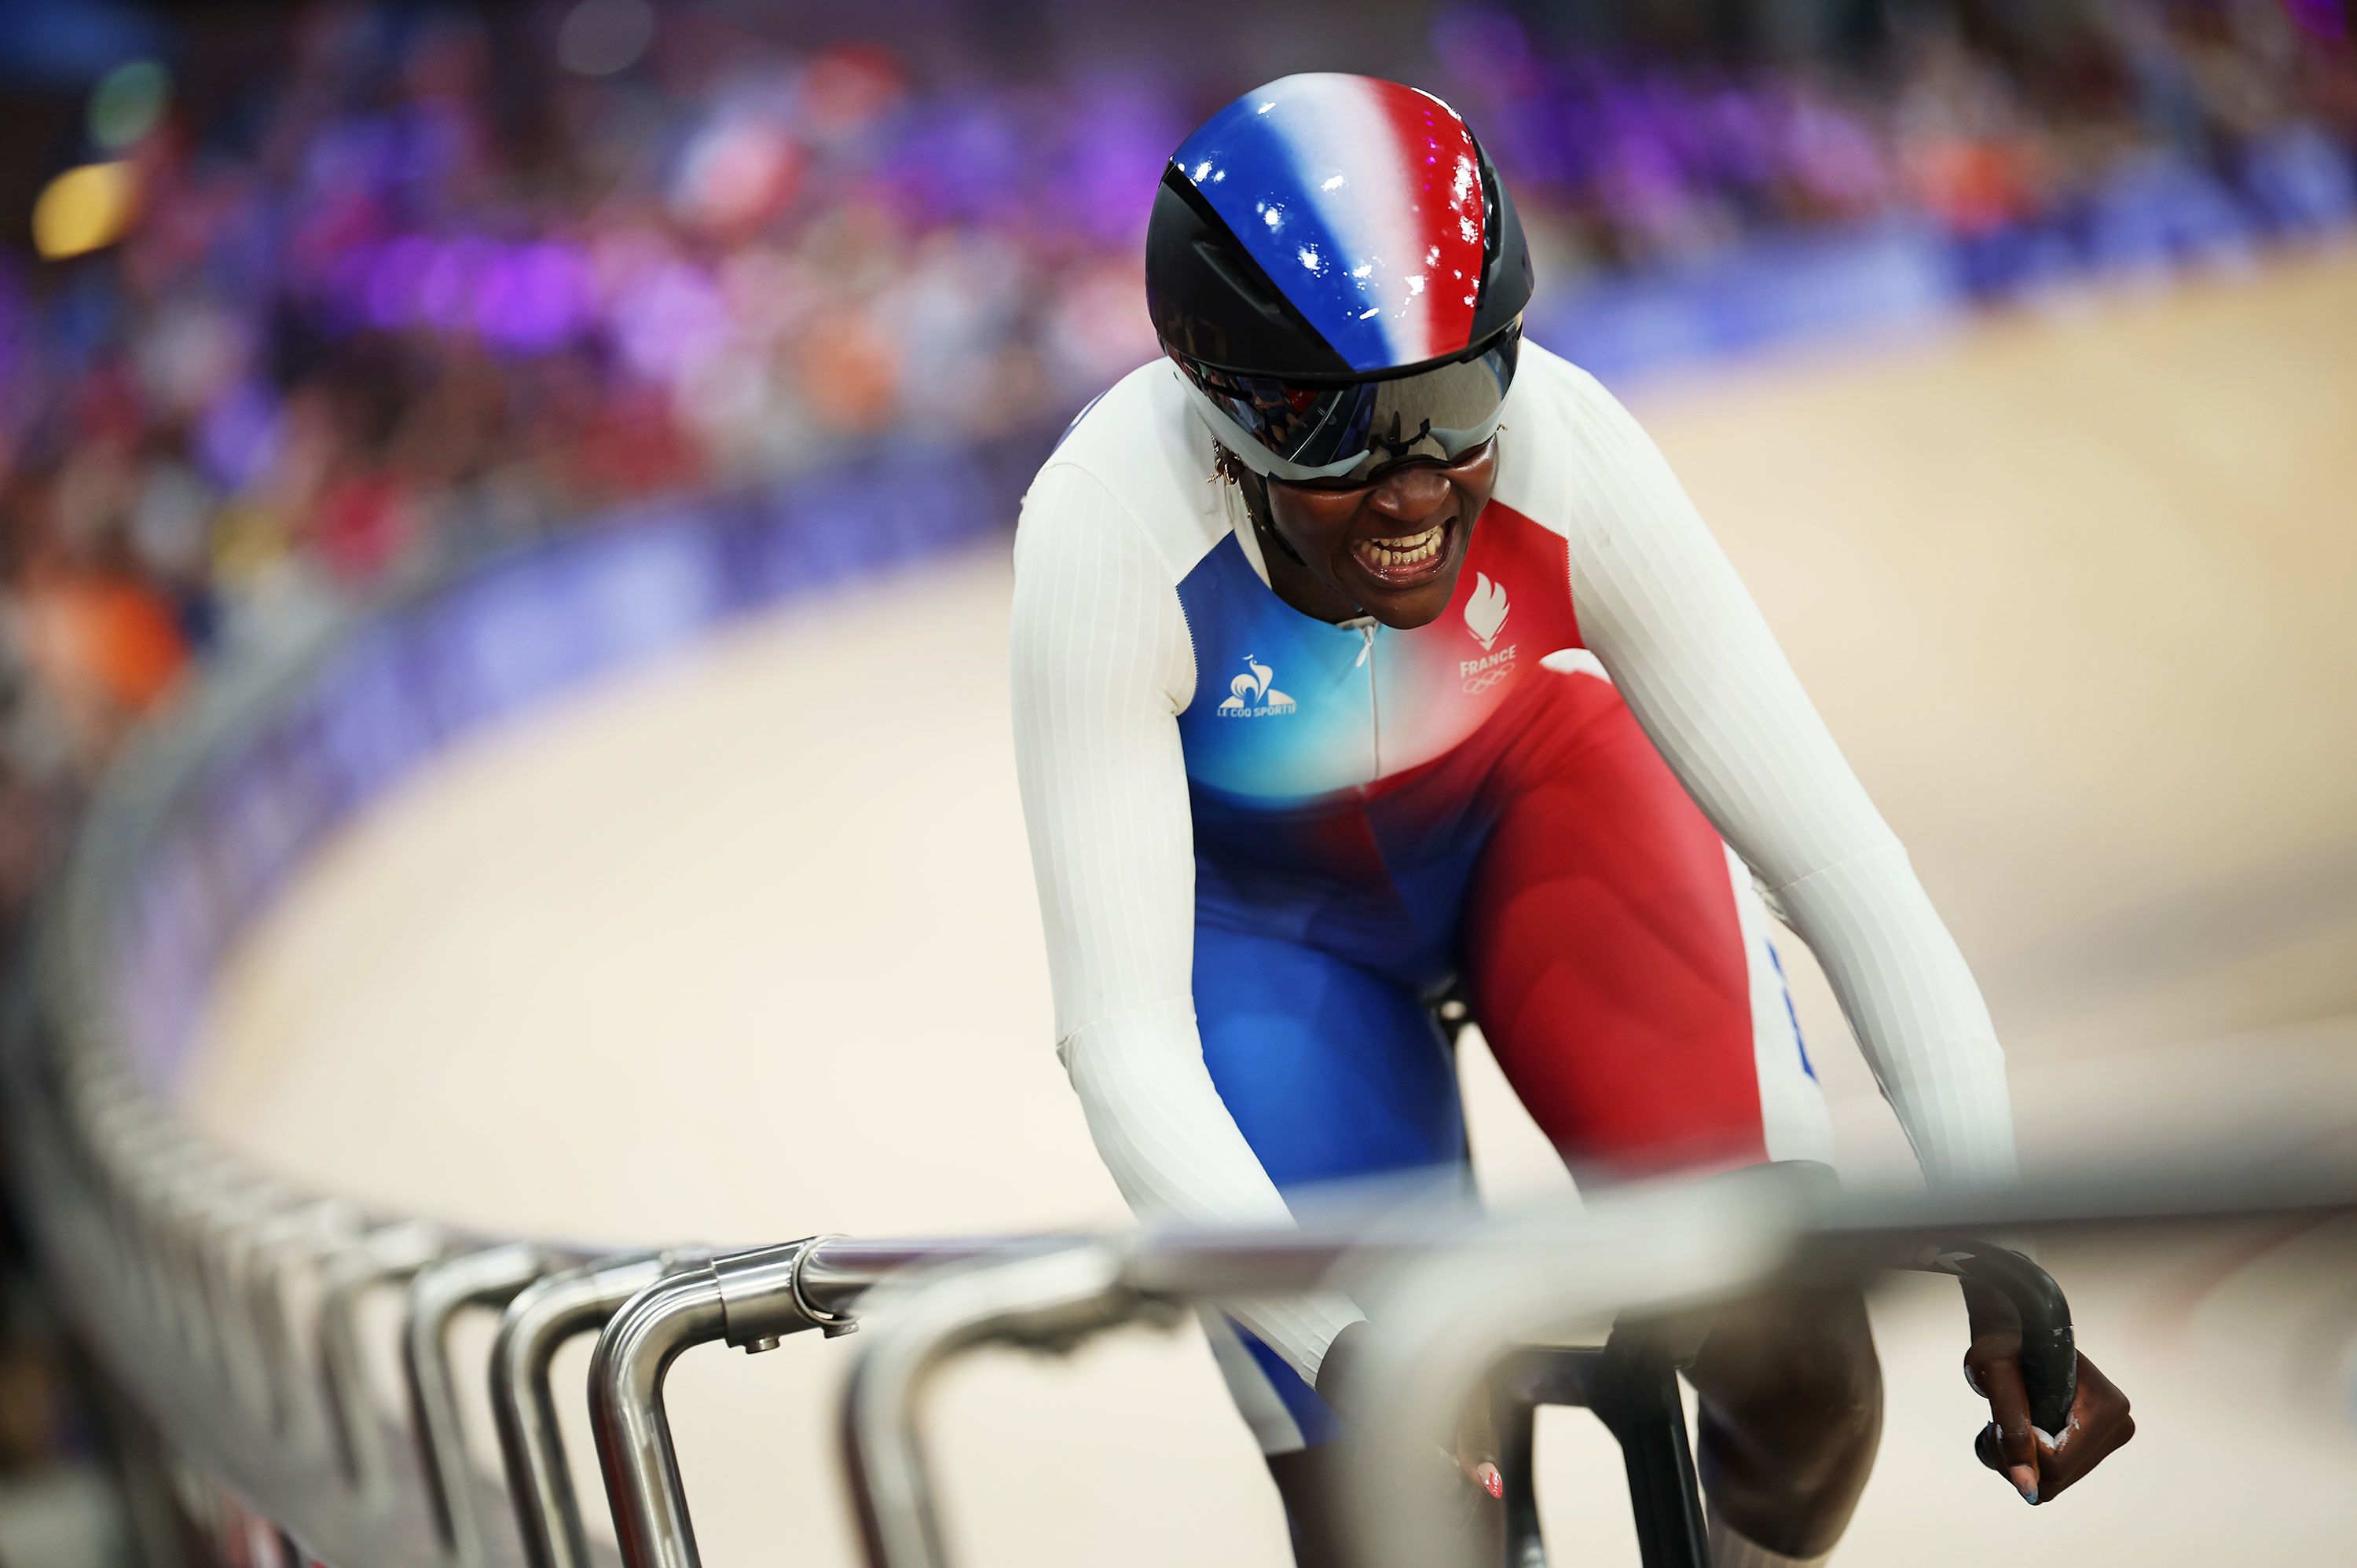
[{"xmin": 24, "ymin": 570, "xmax": 189, "ymax": 719}]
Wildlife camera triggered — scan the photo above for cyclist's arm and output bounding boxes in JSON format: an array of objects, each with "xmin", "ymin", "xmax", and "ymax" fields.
[
  {"xmin": 1010, "ymin": 463, "xmax": 1362, "ymax": 1380},
  {"xmin": 1552, "ymin": 368, "xmax": 2017, "ymax": 1187}
]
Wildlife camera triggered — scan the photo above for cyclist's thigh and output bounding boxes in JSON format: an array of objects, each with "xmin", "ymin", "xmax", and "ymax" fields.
[
  {"xmin": 1462, "ymin": 672, "xmax": 1830, "ymax": 1181},
  {"xmin": 1192, "ymin": 921, "xmax": 1466, "ymax": 1191},
  {"xmin": 1190, "ymin": 920, "xmax": 1464, "ymax": 1452}
]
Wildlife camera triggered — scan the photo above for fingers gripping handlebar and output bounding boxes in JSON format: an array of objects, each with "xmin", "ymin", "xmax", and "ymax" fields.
[
  {"xmin": 1905, "ymin": 1243, "xmax": 2077, "ymax": 1434},
  {"xmin": 1483, "ymin": 1240, "xmax": 2077, "ymax": 1568}
]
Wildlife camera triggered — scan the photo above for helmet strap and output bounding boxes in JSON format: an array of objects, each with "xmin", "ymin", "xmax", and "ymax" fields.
[
  {"xmin": 1214, "ymin": 445, "xmax": 1304, "ymax": 570},
  {"xmin": 1219, "ymin": 451, "xmax": 1376, "ymax": 621},
  {"xmin": 1241, "ymin": 475, "xmax": 1309, "ymax": 571}
]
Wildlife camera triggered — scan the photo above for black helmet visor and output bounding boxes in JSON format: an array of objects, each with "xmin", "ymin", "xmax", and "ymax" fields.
[{"xmin": 1177, "ymin": 325, "xmax": 1520, "ymax": 485}]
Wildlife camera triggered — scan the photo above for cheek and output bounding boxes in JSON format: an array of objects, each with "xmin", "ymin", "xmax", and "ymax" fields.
[{"xmin": 1271, "ymin": 497, "xmax": 1360, "ymax": 560}]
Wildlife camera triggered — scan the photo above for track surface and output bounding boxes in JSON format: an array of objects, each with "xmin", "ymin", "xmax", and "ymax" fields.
[{"xmin": 189, "ymin": 250, "xmax": 2357, "ymax": 1565}]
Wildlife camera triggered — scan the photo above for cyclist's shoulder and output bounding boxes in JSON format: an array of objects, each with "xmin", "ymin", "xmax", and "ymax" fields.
[
  {"xmin": 1493, "ymin": 340, "xmax": 1662, "ymax": 538},
  {"xmin": 1491, "ymin": 340, "xmax": 1604, "ymax": 531},
  {"xmin": 1508, "ymin": 336, "xmax": 1626, "ymax": 418},
  {"xmin": 1021, "ymin": 361, "xmax": 1230, "ymax": 585}
]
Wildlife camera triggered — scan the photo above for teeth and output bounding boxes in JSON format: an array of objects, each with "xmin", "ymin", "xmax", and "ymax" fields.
[{"xmin": 1354, "ymin": 524, "xmax": 1444, "ymax": 571}]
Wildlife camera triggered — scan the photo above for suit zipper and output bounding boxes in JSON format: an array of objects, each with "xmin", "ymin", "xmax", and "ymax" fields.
[{"xmin": 1342, "ymin": 617, "xmax": 1379, "ymax": 782}]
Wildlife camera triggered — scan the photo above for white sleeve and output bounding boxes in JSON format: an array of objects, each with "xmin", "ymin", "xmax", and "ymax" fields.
[
  {"xmin": 1551, "ymin": 371, "xmax": 2018, "ymax": 1188},
  {"xmin": 1010, "ymin": 463, "xmax": 1361, "ymax": 1379}
]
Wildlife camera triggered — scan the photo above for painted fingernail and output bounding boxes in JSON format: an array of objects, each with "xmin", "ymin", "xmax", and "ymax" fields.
[
  {"xmin": 2008, "ymin": 1464, "xmax": 2038, "ymax": 1501},
  {"xmin": 1479, "ymin": 1464, "xmax": 1503, "ymax": 1500}
]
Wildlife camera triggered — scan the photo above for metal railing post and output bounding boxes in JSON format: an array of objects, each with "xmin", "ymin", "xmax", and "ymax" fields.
[
  {"xmin": 405, "ymin": 1240, "xmax": 562, "ymax": 1566},
  {"xmin": 242, "ymin": 1198, "xmax": 365, "ymax": 1448},
  {"xmin": 317, "ymin": 1218, "xmax": 449, "ymax": 1500},
  {"xmin": 587, "ymin": 1237, "xmax": 898, "ymax": 1567},
  {"xmin": 581, "ymin": 1236, "xmax": 1061, "ymax": 1568},
  {"xmin": 587, "ymin": 1266, "xmax": 728, "ymax": 1568},
  {"xmin": 127, "ymin": 1134, "xmax": 207, "ymax": 1360},
  {"xmin": 493, "ymin": 1251, "xmax": 703, "ymax": 1568},
  {"xmin": 191, "ymin": 1167, "xmax": 291, "ymax": 1428},
  {"xmin": 838, "ymin": 1244, "xmax": 1135, "ymax": 1568}
]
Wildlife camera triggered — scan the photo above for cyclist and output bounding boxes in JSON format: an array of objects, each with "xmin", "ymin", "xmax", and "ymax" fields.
[{"xmin": 1010, "ymin": 75, "xmax": 2132, "ymax": 1566}]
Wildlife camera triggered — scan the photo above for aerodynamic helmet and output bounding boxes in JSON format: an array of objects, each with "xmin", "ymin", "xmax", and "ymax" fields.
[{"xmin": 1146, "ymin": 73, "xmax": 1533, "ymax": 484}]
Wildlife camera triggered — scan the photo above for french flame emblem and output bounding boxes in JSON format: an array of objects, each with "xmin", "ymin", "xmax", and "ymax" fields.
[{"xmin": 1464, "ymin": 573, "xmax": 1508, "ymax": 651}]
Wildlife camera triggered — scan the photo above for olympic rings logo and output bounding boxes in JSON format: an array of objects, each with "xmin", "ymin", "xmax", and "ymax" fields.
[{"xmin": 1461, "ymin": 666, "xmax": 1516, "ymax": 696}]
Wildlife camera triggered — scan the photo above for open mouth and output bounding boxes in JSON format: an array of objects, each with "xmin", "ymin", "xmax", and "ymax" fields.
[{"xmin": 1348, "ymin": 518, "xmax": 1455, "ymax": 588}]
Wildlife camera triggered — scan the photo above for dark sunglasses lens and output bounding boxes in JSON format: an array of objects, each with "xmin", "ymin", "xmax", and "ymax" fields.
[{"xmin": 1191, "ymin": 329, "xmax": 1518, "ymax": 480}]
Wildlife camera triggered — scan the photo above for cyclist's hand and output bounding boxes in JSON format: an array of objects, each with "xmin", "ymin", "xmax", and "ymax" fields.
[
  {"xmin": 1317, "ymin": 1321, "xmax": 1501, "ymax": 1500},
  {"xmin": 1455, "ymin": 1379, "xmax": 1502, "ymax": 1500},
  {"xmin": 1963, "ymin": 1316, "xmax": 2135, "ymax": 1504}
]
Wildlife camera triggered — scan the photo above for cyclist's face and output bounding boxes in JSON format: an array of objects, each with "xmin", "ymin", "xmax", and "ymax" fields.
[{"xmin": 1258, "ymin": 439, "xmax": 1498, "ymax": 628}]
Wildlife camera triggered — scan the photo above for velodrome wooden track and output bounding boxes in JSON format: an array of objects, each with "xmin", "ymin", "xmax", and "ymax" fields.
[{"xmin": 188, "ymin": 247, "xmax": 2357, "ymax": 1565}]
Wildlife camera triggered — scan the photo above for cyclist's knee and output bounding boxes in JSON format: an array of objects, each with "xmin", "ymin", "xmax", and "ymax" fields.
[
  {"xmin": 1703, "ymin": 1364, "xmax": 1882, "ymax": 1486},
  {"xmin": 1690, "ymin": 1310, "xmax": 1881, "ymax": 1557},
  {"xmin": 1692, "ymin": 1294, "xmax": 1884, "ymax": 1481}
]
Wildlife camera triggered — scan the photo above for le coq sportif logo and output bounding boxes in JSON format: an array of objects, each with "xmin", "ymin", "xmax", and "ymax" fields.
[{"xmin": 1217, "ymin": 655, "xmax": 1296, "ymax": 717}]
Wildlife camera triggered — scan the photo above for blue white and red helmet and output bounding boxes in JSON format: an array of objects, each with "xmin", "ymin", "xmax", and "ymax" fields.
[{"xmin": 1146, "ymin": 73, "xmax": 1532, "ymax": 484}]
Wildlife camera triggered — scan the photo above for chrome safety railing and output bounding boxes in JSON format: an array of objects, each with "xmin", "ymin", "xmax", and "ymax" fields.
[
  {"xmin": 9, "ymin": 508, "xmax": 2355, "ymax": 1568},
  {"xmin": 822, "ymin": 1167, "xmax": 2357, "ymax": 1568},
  {"xmin": 14, "ymin": 911, "xmax": 2357, "ymax": 1568}
]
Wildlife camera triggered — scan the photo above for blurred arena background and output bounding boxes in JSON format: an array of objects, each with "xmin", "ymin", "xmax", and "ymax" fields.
[{"xmin": 0, "ymin": 1, "xmax": 2353, "ymax": 1564}]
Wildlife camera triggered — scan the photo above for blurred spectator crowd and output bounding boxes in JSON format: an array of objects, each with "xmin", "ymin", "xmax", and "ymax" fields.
[
  {"xmin": 1462, "ymin": 1, "xmax": 2357, "ymax": 288},
  {"xmin": 0, "ymin": 0, "xmax": 2351, "ymax": 925}
]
